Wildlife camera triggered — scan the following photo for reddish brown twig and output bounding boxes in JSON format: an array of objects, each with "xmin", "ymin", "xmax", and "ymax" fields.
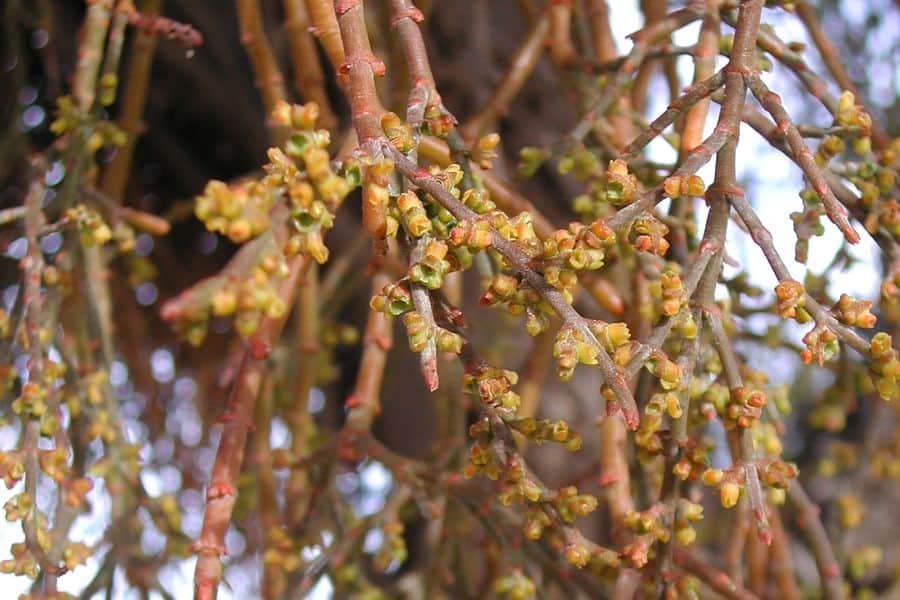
[
  {"xmin": 283, "ymin": 0, "xmax": 338, "ymax": 129},
  {"xmin": 120, "ymin": 5, "xmax": 203, "ymax": 48},
  {"xmin": 460, "ymin": 16, "xmax": 549, "ymax": 141},
  {"xmin": 193, "ymin": 257, "xmax": 306, "ymax": 600},
  {"xmin": 745, "ymin": 71, "xmax": 859, "ymax": 244},
  {"xmin": 788, "ymin": 483, "xmax": 844, "ymax": 600},
  {"xmin": 236, "ymin": 0, "xmax": 287, "ymax": 116},
  {"xmin": 674, "ymin": 550, "xmax": 761, "ymax": 600}
]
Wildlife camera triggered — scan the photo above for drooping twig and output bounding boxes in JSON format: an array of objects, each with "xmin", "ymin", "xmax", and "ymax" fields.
[
  {"xmin": 727, "ymin": 191, "xmax": 869, "ymax": 355},
  {"xmin": 283, "ymin": 0, "xmax": 338, "ymax": 129},
  {"xmin": 745, "ymin": 71, "xmax": 859, "ymax": 244},
  {"xmin": 620, "ymin": 69, "xmax": 725, "ymax": 162},
  {"xmin": 460, "ymin": 17, "xmax": 549, "ymax": 141},
  {"xmin": 236, "ymin": 0, "xmax": 287, "ymax": 116},
  {"xmin": 673, "ymin": 549, "xmax": 760, "ymax": 600},
  {"xmin": 343, "ymin": 272, "xmax": 394, "ymax": 435},
  {"xmin": 100, "ymin": 0, "xmax": 161, "ymax": 202},
  {"xmin": 787, "ymin": 482, "xmax": 844, "ymax": 600},
  {"xmin": 193, "ymin": 256, "xmax": 306, "ymax": 600},
  {"xmin": 569, "ymin": 5, "xmax": 705, "ymax": 144},
  {"xmin": 793, "ymin": 1, "xmax": 888, "ymax": 149}
]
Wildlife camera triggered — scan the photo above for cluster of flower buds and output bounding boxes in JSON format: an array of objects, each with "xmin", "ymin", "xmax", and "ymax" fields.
[
  {"xmin": 752, "ymin": 422, "xmax": 785, "ymax": 458},
  {"xmin": 569, "ymin": 158, "xmax": 642, "ymax": 218},
  {"xmin": 194, "ymin": 179, "xmax": 274, "ymax": 244},
  {"xmin": 463, "ymin": 437, "xmax": 502, "ymax": 480},
  {"xmin": 551, "ymin": 321, "xmax": 632, "ymax": 381},
  {"xmin": 671, "ymin": 439, "xmax": 714, "ymax": 482},
  {"xmin": 522, "ymin": 504, "xmax": 551, "ymax": 540},
  {"xmin": 672, "ymin": 499, "xmax": 705, "ymax": 546},
  {"xmin": 184, "ymin": 242, "xmax": 292, "ymax": 344},
  {"xmin": 630, "ymin": 215, "xmax": 670, "ymax": 255},
  {"xmin": 834, "ymin": 91, "xmax": 873, "ymax": 154},
  {"xmin": 553, "ymin": 326, "xmax": 601, "ymax": 381},
  {"xmin": 755, "ymin": 458, "xmax": 798, "ymax": 493},
  {"xmin": 663, "ymin": 174, "xmax": 705, "ymax": 200},
  {"xmin": 836, "ymin": 493, "xmax": 864, "ymax": 530},
  {"xmin": 517, "ymin": 146, "xmax": 551, "ymax": 178},
  {"xmin": 448, "ymin": 217, "xmax": 493, "ymax": 251},
  {"xmin": 552, "ymin": 485, "xmax": 598, "ymax": 524},
  {"xmin": 833, "ymin": 293, "xmax": 877, "ymax": 328},
  {"xmin": 540, "ymin": 219, "xmax": 614, "ymax": 281},
  {"xmin": 801, "ymin": 325, "xmax": 839, "ymax": 365},
  {"xmin": 0, "ymin": 452, "xmax": 24, "ymax": 488},
  {"xmin": 362, "ymin": 158, "xmax": 393, "ymax": 253},
  {"xmin": 51, "ymin": 95, "xmax": 126, "ymax": 151},
  {"xmin": 873, "ymin": 198, "xmax": 900, "ymax": 238},
  {"xmin": 635, "ymin": 392, "xmax": 683, "ymax": 460},
  {"xmin": 847, "ymin": 546, "xmax": 883, "ymax": 584},
  {"xmin": 67, "ymin": 204, "xmax": 113, "ymax": 247},
  {"xmin": 558, "ymin": 148, "xmax": 601, "ymax": 181},
  {"xmin": 272, "ymin": 103, "xmax": 352, "ymax": 260},
  {"xmin": 214, "ymin": 249, "xmax": 291, "ymax": 335},
  {"xmin": 494, "ymin": 455, "xmax": 546, "ymax": 506},
  {"xmin": 409, "ymin": 239, "xmax": 451, "ymax": 290},
  {"xmin": 396, "ymin": 191, "xmax": 432, "ymax": 238},
  {"xmin": 50, "ymin": 95, "xmax": 85, "ymax": 135},
  {"xmin": 470, "ymin": 133, "xmax": 501, "ymax": 169},
  {"xmin": 622, "ymin": 504, "xmax": 670, "ymax": 567},
  {"xmin": 507, "ymin": 416, "xmax": 582, "ymax": 450},
  {"xmin": 868, "ymin": 443, "xmax": 900, "ymax": 480},
  {"xmin": 650, "ymin": 269, "xmax": 686, "ymax": 319},
  {"xmin": 373, "ymin": 520, "xmax": 407, "ymax": 572},
  {"xmin": 402, "ymin": 310, "xmax": 463, "ymax": 355},
  {"xmin": 869, "ymin": 332, "xmax": 899, "ymax": 401},
  {"xmin": 644, "ymin": 352, "xmax": 682, "ymax": 391},
  {"xmin": 463, "ymin": 365, "xmax": 522, "ymax": 415},
  {"xmin": 370, "ymin": 280, "xmax": 413, "ymax": 316},
  {"xmin": 816, "ymin": 440, "xmax": 859, "ymax": 477},
  {"xmin": 11, "ymin": 381, "xmax": 47, "ymax": 419},
  {"xmin": 171, "ymin": 102, "xmax": 358, "ymax": 344},
  {"xmin": 723, "ymin": 385, "xmax": 767, "ymax": 430},
  {"xmin": 381, "ymin": 112, "xmax": 414, "ymax": 153},
  {"xmin": 774, "ymin": 280, "xmax": 810, "ymax": 322},
  {"xmin": 480, "ymin": 274, "xmax": 548, "ymax": 336},
  {"xmin": 700, "ymin": 467, "xmax": 743, "ymax": 508},
  {"xmin": 423, "ymin": 104, "xmax": 454, "ymax": 138},
  {"xmin": 622, "ymin": 501, "xmax": 703, "ymax": 564},
  {"xmin": 880, "ymin": 269, "xmax": 900, "ymax": 323},
  {"xmin": 815, "ymin": 133, "xmax": 848, "ymax": 166},
  {"xmin": 263, "ymin": 528, "xmax": 303, "ymax": 576},
  {"xmin": 599, "ymin": 159, "xmax": 639, "ymax": 207},
  {"xmin": 61, "ymin": 542, "xmax": 92, "ymax": 573},
  {"xmin": 39, "ymin": 447, "xmax": 69, "ymax": 483},
  {"xmin": 791, "ymin": 189, "xmax": 826, "ymax": 263},
  {"xmin": 530, "ymin": 509, "xmax": 612, "ymax": 568},
  {"xmin": 0, "ymin": 542, "xmax": 38, "ymax": 579},
  {"xmin": 493, "ymin": 569, "xmax": 537, "ymax": 600}
]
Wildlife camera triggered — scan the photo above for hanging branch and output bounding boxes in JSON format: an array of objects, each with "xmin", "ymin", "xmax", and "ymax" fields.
[
  {"xmin": 745, "ymin": 71, "xmax": 859, "ymax": 244},
  {"xmin": 193, "ymin": 257, "xmax": 306, "ymax": 600},
  {"xmin": 460, "ymin": 16, "xmax": 549, "ymax": 140},
  {"xmin": 568, "ymin": 5, "xmax": 705, "ymax": 144},
  {"xmin": 283, "ymin": 0, "xmax": 338, "ymax": 129},
  {"xmin": 236, "ymin": 0, "xmax": 287, "ymax": 116},
  {"xmin": 787, "ymin": 483, "xmax": 844, "ymax": 600},
  {"xmin": 673, "ymin": 550, "xmax": 760, "ymax": 600},
  {"xmin": 343, "ymin": 272, "xmax": 394, "ymax": 436},
  {"xmin": 101, "ymin": 0, "xmax": 162, "ymax": 201},
  {"xmin": 793, "ymin": 1, "xmax": 888, "ymax": 148}
]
